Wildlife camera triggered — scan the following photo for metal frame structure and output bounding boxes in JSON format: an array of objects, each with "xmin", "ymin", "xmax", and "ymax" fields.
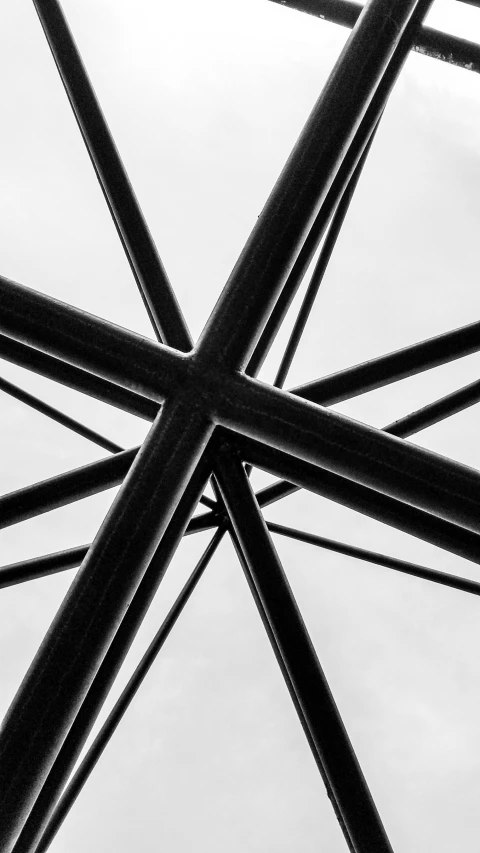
[{"xmin": 1, "ymin": 0, "xmax": 479, "ymax": 850}]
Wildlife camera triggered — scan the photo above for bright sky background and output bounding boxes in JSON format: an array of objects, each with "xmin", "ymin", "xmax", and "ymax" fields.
[{"xmin": 2, "ymin": 0, "xmax": 480, "ymax": 850}]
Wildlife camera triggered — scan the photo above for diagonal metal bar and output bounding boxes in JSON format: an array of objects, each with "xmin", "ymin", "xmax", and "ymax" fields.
[
  {"xmin": 0, "ymin": 450, "xmax": 217, "ymax": 533},
  {"xmin": 14, "ymin": 525, "xmax": 225, "ymax": 853},
  {"xmin": 215, "ymin": 444, "xmax": 393, "ymax": 853},
  {"xmin": 0, "ymin": 274, "xmax": 183, "ymax": 405},
  {"xmin": 0, "ymin": 448, "xmax": 137, "ymax": 530},
  {"xmin": 226, "ymin": 518, "xmax": 356, "ymax": 851},
  {"xmin": 235, "ymin": 432, "xmax": 480, "ymax": 565},
  {"xmin": 251, "ymin": 372, "xmax": 480, "ymax": 523},
  {"xmin": 273, "ymin": 131, "xmax": 375, "ymax": 388},
  {"xmin": 218, "ymin": 373, "xmax": 480, "ymax": 534},
  {"xmin": 385, "ymin": 377, "xmax": 480, "ymax": 437},
  {"xmin": 0, "ymin": 395, "xmax": 214, "ymax": 850},
  {"xmin": 33, "ymin": 0, "xmax": 192, "ymax": 352},
  {"xmin": 197, "ymin": 0, "xmax": 424, "ymax": 372},
  {"xmin": 269, "ymin": 0, "xmax": 480, "ymax": 74},
  {"xmin": 246, "ymin": 0, "xmax": 436, "ymax": 378},
  {"xmin": 0, "ymin": 547, "xmax": 88, "ymax": 590},
  {"xmin": 292, "ymin": 319, "xmax": 480, "ymax": 405},
  {"xmin": 0, "ymin": 374, "xmax": 123, "ymax": 454},
  {"xmin": 0, "ymin": 333, "xmax": 158, "ymax": 420},
  {"xmin": 268, "ymin": 521, "xmax": 480, "ymax": 597},
  {"xmin": 12, "ymin": 449, "xmax": 217, "ymax": 853},
  {"xmin": 246, "ymin": 115, "xmax": 380, "ymax": 378}
]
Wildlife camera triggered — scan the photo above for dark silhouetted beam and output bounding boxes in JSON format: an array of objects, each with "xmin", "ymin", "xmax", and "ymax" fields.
[
  {"xmin": 235, "ymin": 433, "xmax": 480, "ymax": 565},
  {"xmin": 269, "ymin": 0, "xmax": 480, "ymax": 74},
  {"xmin": 0, "ymin": 274, "xmax": 184, "ymax": 406},
  {"xmin": 12, "ymin": 444, "xmax": 216, "ymax": 853},
  {"xmin": 291, "ymin": 319, "xmax": 480, "ymax": 406},
  {"xmin": 16, "ymin": 525, "xmax": 225, "ymax": 853},
  {"xmin": 252, "ymin": 373, "xmax": 480, "ymax": 520},
  {"xmin": 268, "ymin": 521, "xmax": 480, "ymax": 597},
  {"xmin": 198, "ymin": 0, "xmax": 424, "ymax": 371},
  {"xmin": 273, "ymin": 133, "xmax": 374, "ymax": 388},
  {"xmin": 0, "ymin": 547, "xmax": 88, "ymax": 590},
  {"xmin": 0, "ymin": 448, "xmax": 137, "ymax": 531},
  {"xmin": 216, "ymin": 445, "xmax": 393, "ymax": 853},
  {"xmin": 219, "ymin": 372, "xmax": 480, "ymax": 536},
  {"xmin": 33, "ymin": 0, "xmax": 191, "ymax": 352},
  {"xmin": 0, "ymin": 334, "xmax": 158, "ymax": 421},
  {"xmin": 0, "ymin": 397, "xmax": 214, "ymax": 849},
  {"xmin": 0, "ymin": 374, "xmax": 123, "ymax": 454}
]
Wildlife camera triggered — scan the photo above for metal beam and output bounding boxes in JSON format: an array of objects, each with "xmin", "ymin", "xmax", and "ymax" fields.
[
  {"xmin": 14, "ymin": 525, "xmax": 225, "ymax": 853},
  {"xmin": 236, "ymin": 433, "xmax": 480, "ymax": 565},
  {"xmin": 269, "ymin": 521, "xmax": 480, "ymax": 597},
  {"xmin": 215, "ymin": 445, "xmax": 393, "ymax": 853},
  {"xmin": 0, "ymin": 374, "xmax": 123, "ymax": 453},
  {"xmin": 0, "ymin": 397, "xmax": 213, "ymax": 848},
  {"xmin": 269, "ymin": 0, "xmax": 480, "ymax": 74},
  {"xmin": 33, "ymin": 0, "xmax": 191, "ymax": 351}
]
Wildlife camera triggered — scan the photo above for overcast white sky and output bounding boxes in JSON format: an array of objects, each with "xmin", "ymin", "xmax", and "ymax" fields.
[{"xmin": 2, "ymin": 0, "xmax": 480, "ymax": 850}]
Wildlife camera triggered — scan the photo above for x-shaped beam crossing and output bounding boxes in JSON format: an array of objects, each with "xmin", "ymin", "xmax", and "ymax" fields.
[{"xmin": 2, "ymin": 0, "xmax": 480, "ymax": 851}]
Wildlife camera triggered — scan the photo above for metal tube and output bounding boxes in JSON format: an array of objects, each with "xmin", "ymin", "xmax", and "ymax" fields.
[
  {"xmin": 0, "ymin": 394, "xmax": 214, "ymax": 850},
  {"xmin": 0, "ymin": 448, "xmax": 137, "ymax": 531},
  {"xmin": 273, "ymin": 134, "xmax": 374, "ymax": 388},
  {"xmin": 269, "ymin": 0, "xmax": 480, "ymax": 75},
  {"xmin": 0, "ymin": 547, "xmax": 88, "ymax": 590},
  {"xmin": 225, "ymin": 519, "xmax": 356, "ymax": 851},
  {"xmin": 0, "ymin": 274, "xmax": 184, "ymax": 405},
  {"xmin": 217, "ymin": 371, "xmax": 480, "ymax": 535},
  {"xmin": 235, "ymin": 432, "xmax": 480, "ymax": 565},
  {"xmin": 291, "ymin": 319, "xmax": 480, "ymax": 405},
  {"xmin": 15, "ymin": 524, "xmax": 225, "ymax": 853},
  {"xmin": 215, "ymin": 445, "xmax": 393, "ymax": 853},
  {"xmin": 268, "ymin": 521, "xmax": 480, "ymax": 597},
  {"xmin": 252, "ymin": 372, "xmax": 480, "ymax": 517},
  {"xmin": 12, "ymin": 446, "xmax": 215, "ymax": 853},
  {"xmin": 197, "ymin": 0, "xmax": 424, "ymax": 371},
  {"xmin": 33, "ymin": 0, "xmax": 192, "ymax": 352},
  {"xmin": 0, "ymin": 334, "xmax": 158, "ymax": 421},
  {"xmin": 0, "ymin": 374, "xmax": 123, "ymax": 454}
]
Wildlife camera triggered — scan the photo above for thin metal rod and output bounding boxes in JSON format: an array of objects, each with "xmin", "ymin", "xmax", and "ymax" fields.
[
  {"xmin": 292, "ymin": 319, "xmax": 480, "ymax": 406},
  {"xmin": 268, "ymin": 521, "xmax": 480, "ymax": 597},
  {"xmin": 215, "ymin": 444, "xmax": 393, "ymax": 853},
  {"xmin": 0, "ymin": 548, "xmax": 88, "ymax": 590},
  {"xmin": 384, "ymin": 377, "xmax": 480, "ymax": 437},
  {"xmin": 0, "ymin": 395, "xmax": 214, "ymax": 849},
  {"xmin": 226, "ymin": 520, "xmax": 356, "ymax": 851},
  {"xmin": 33, "ymin": 0, "xmax": 191, "ymax": 352},
  {"xmin": 246, "ymin": 116, "xmax": 380, "ymax": 379},
  {"xmin": 0, "ymin": 374, "xmax": 122, "ymax": 454},
  {"xmin": 0, "ymin": 333, "xmax": 158, "ymax": 421},
  {"xmin": 269, "ymin": 0, "xmax": 480, "ymax": 75},
  {"xmin": 197, "ymin": 0, "xmax": 424, "ymax": 371},
  {"xmin": 234, "ymin": 432, "xmax": 480, "ymax": 566},
  {"xmin": 273, "ymin": 133, "xmax": 375, "ymax": 388},
  {"xmin": 0, "ymin": 506, "xmax": 219, "ymax": 592},
  {"xmin": 0, "ymin": 448, "xmax": 137, "ymax": 531},
  {"xmin": 12, "ymin": 444, "xmax": 216, "ymax": 853},
  {"xmin": 21, "ymin": 527, "xmax": 225, "ymax": 853}
]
